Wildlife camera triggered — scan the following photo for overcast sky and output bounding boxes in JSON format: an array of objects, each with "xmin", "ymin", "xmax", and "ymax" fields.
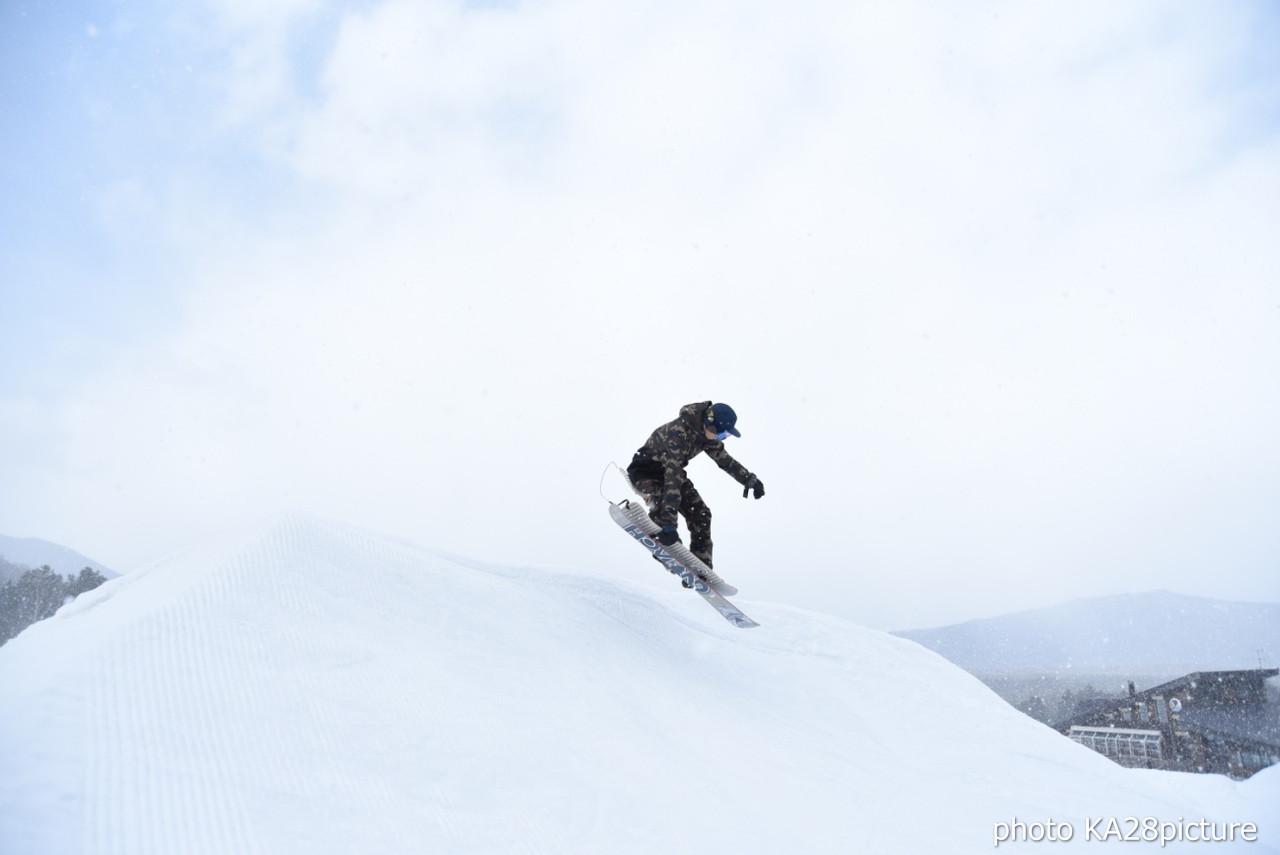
[{"xmin": 3, "ymin": 0, "xmax": 1278, "ymax": 631}]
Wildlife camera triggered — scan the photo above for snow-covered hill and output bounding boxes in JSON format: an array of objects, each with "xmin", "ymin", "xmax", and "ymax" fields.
[
  {"xmin": 0, "ymin": 515, "xmax": 1274, "ymax": 854},
  {"xmin": 0, "ymin": 533, "xmax": 118, "ymax": 582},
  {"xmin": 893, "ymin": 591, "xmax": 1280, "ymax": 674}
]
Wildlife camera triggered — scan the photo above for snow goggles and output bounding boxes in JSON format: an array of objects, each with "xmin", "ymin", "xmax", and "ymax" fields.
[{"xmin": 714, "ymin": 429, "xmax": 732, "ymax": 441}]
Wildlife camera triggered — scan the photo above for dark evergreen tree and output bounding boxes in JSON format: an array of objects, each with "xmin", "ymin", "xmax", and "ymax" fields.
[
  {"xmin": 1017, "ymin": 694, "xmax": 1051, "ymax": 724},
  {"xmin": 0, "ymin": 555, "xmax": 28, "ymax": 584},
  {"xmin": 67, "ymin": 567, "xmax": 108, "ymax": 598},
  {"xmin": 0, "ymin": 578, "xmax": 20, "ymax": 643},
  {"xmin": 0, "ymin": 564, "xmax": 108, "ymax": 646},
  {"xmin": 16, "ymin": 565, "xmax": 64, "ymax": 626}
]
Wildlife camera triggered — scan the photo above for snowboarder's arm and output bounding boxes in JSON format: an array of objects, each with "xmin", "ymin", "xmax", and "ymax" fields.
[{"xmin": 706, "ymin": 442, "xmax": 754, "ymax": 487}]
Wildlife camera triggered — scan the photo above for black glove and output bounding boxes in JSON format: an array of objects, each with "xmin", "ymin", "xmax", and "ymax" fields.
[
  {"xmin": 655, "ymin": 525, "xmax": 680, "ymax": 545},
  {"xmin": 743, "ymin": 476, "xmax": 765, "ymax": 500}
]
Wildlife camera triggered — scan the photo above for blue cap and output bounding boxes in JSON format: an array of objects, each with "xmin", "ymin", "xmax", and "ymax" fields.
[{"xmin": 706, "ymin": 403, "xmax": 741, "ymax": 437}]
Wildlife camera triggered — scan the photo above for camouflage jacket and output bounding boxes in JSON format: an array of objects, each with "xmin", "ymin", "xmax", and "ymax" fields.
[{"xmin": 628, "ymin": 401, "xmax": 756, "ymax": 527}]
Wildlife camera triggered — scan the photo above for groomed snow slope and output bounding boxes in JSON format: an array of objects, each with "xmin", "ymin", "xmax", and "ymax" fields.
[{"xmin": 1, "ymin": 514, "xmax": 1274, "ymax": 854}]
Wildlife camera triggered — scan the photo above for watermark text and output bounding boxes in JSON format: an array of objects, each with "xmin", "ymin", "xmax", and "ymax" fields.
[{"xmin": 993, "ymin": 817, "xmax": 1259, "ymax": 847}]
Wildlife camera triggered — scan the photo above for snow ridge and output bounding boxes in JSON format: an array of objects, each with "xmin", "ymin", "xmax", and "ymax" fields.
[{"xmin": 0, "ymin": 514, "xmax": 1274, "ymax": 854}]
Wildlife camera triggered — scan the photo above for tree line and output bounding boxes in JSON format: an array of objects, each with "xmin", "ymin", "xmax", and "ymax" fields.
[
  {"xmin": 1016, "ymin": 683, "xmax": 1122, "ymax": 726},
  {"xmin": 0, "ymin": 565, "xmax": 108, "ymax": 645}
]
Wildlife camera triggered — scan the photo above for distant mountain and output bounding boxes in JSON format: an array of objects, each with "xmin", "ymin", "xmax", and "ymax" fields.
[
  {"xmin": 893, "ymin": 591, "xmax": 1280, "ymax": 674},
  {"xmin": 0, "ymin": 535, "xmax": 117, "ymax": 583}
]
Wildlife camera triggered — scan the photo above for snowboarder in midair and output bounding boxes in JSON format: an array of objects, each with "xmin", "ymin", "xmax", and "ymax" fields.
[{"xmin": 626, "ymin": 401, "xmax": 765, "ymax": 571}]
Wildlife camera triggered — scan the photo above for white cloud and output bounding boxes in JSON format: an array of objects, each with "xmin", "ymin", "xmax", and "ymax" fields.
[{"xmin": 6, "ymin": 0, "xmax": 1278, "ymax": 629}]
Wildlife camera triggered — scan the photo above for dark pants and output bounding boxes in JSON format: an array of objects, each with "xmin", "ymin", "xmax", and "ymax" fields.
[{"xmin": 628, "ymin": 470, "xmax": 715, "ymax": 569}]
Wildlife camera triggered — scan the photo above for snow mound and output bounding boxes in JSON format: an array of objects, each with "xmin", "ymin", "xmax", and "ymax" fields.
[{"xmin": 0, "ymin": 514, "xmax": 1273, "ymax": 854}]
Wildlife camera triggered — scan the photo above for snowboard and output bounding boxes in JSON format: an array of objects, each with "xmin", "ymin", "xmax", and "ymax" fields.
[{"xmin": 609, "ymin": 500, "xmax": 760, "ymax": 629}]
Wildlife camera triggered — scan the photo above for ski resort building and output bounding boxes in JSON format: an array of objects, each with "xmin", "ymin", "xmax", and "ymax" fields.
[{"xmin": 1057, "ymin": 668, "xmax": 1280, "ymax": 780}]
